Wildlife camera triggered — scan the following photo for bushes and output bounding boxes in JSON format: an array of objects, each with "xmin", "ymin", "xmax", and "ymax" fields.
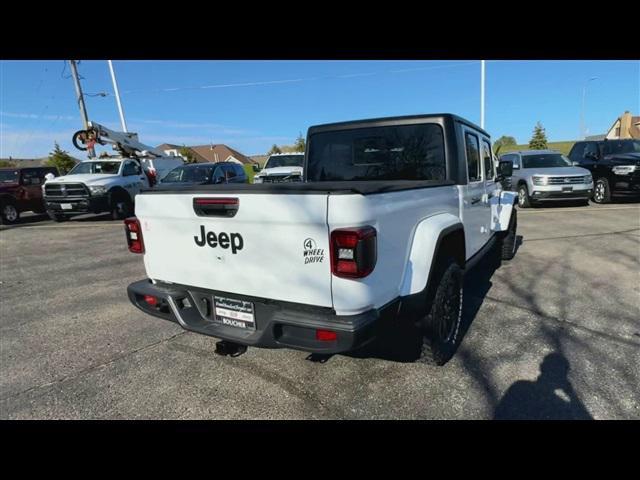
[{"xmin": 243, "ymin": 164, "xmax": 255, "ymax": 183}]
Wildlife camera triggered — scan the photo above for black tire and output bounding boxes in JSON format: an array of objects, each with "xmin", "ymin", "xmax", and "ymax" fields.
[
  {"xmin": 47, "ymin": 210, "xmax": 68, "ymax": 222},
  {"xmin": 517, "ymin": 183, "xmax": 532, "ymax": 208},
  {"xmin": 416, "ymin": 257, "xmax": 464, "ymax": 366},
  {"xmin": 500, "ymin": 209, "xmax": 518, "ymax": 261},
  {"xmin": 110, "ymin": 192, "xmax": 133, "ymax": 220},
  {"xmin": 1, "ymin": 201, "xmax": 20, "ymax": 225},
  {"xmin": 592, "ymin": 178, "xmax": 611, "ymax": 204}
]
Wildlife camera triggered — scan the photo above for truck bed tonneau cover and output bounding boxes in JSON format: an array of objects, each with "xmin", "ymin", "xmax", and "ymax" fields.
[{"xmin": 141, "ymin": 180, "xmax": 455, "ymax": 196}]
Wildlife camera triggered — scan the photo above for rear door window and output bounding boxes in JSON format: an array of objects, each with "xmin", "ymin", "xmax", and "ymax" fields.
[
  {"xmin": 482, "ymin": 139, "xmax": 493, "ymax": 180},
  {"xmin": 306, "ymin": 123, "xmax": 446, "ymax": 182},
  {"xmin": 464, "ymin": 132, "xmax": 481, "ymax": 182}
]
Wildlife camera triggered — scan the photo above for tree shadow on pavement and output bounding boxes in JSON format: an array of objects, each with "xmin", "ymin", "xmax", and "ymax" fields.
[{"xmin": 493, "ymin": 352, "xmax": 593, "ymax": 420}]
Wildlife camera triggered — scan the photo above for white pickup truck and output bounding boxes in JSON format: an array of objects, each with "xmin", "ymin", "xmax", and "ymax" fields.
[
  {"xmin": 126, "ymin": 114, "xmax": 517, "ymax": 365},
  {"xmin": 44, "ymin": 156, "xmax": 182, "ymax": 221},
  {"xmin": 253, "ymin": 152, "xmax": 304, "ymax": 183},
  {"xmin": 44, "ymin": 122, "xmax": 183, "ymax": 221}
]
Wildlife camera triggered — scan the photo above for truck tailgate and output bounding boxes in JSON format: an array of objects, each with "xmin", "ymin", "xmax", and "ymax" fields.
[{"xmin": 135, "ymin": 192, "xmax": 333, "ymax": 308}]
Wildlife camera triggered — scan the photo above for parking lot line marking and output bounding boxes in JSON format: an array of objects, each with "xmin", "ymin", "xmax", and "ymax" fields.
[
  {"xmin": 523, "ymin": 228, "xmax": 640, "ymax": 242},
  {"xmin": 518, "ymin": 206, "xmax": 640, "ymax": 214}
]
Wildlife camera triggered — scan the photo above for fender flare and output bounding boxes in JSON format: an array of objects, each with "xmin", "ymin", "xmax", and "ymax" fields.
[
  {"xmin": 491, "ymin": 190, "xmax": 517, "ymax": 233},
  {"xmin": 399, "ymin": 213, "xmax": 465, "ymax": 297}
]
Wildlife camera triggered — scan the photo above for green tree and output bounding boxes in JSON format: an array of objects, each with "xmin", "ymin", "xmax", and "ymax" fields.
[
  {"xmin": 267, "ymin": 144, "xmax": 282, "ymax": 155},
  {"xmin": 44, "ymin": 142, "xmax": 76, "ymax": 174},
  {"xmin": 528, "ymin": 122, "xmax": 548, "ymax": 150},
  {"xmin": 179, "ymin": 145, "xmax": 197, "ymax": 163},
  {"xmin": 493, "ymin": 135, "xmax": 517, "ymax": 154},
  {"xmin": 293, "ymin": 132, "xmax": 305, "ymax": 153}
]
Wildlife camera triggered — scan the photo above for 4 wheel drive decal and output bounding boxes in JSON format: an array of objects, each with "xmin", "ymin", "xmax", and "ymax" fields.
[{"xmin": 303, "ymin": 238, "xmax": 325, "ymax": 264}]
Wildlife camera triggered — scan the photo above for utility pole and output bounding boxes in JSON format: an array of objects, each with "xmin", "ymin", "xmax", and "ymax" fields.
[
  {"xmin": 108, "ymin": 60, "xmax": 128, "ymax": 133},
  {"xmin": 69, "ymin": 60, "xmax": 95, "ymax": 157},
  {"xmin": 480, "ymin": 60, "xmax": 486, "ymax": 129}
]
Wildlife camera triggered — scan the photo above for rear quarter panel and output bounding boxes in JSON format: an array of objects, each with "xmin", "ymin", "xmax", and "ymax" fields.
[{"xmin": 328, "ymin": 185, "xmax": 460, "ymax": 315}]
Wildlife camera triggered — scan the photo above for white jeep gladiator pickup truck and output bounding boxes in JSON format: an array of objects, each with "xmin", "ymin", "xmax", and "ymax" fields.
[{"xmin": 126, "ymin": 114, "xmax": 517, "ymax": 365}]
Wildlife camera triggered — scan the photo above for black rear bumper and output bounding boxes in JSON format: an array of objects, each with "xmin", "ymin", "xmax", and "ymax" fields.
[{"xmin": 127, "ymin": 279, "xmax": 399, "ymax": 354}]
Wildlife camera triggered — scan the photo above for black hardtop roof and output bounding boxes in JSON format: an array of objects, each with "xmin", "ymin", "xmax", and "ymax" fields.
[{"xmin": 308, "ymin": 113, "xmax": 489, "ymax": 138}]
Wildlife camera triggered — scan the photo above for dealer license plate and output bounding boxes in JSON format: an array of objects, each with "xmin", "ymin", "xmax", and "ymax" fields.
[{"xmin": 213, "ymin": 296, "xmax": 255, "ymax": 331}]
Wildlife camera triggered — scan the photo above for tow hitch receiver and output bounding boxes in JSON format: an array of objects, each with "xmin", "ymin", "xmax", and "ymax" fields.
[{"xmin": 214, "ymin": 340, "xmax": 247, "ymax": 357}]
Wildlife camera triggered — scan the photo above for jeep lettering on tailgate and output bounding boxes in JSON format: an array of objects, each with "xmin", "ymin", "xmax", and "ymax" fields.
[{"xmin": 194, "ymin": 225, "xmax": 244, "ymax": 254}]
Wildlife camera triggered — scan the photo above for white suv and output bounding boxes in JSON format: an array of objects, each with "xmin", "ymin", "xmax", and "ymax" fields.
[{"xmin": 500, "ymin": 150, "xmax": 593, "ymax": 207}]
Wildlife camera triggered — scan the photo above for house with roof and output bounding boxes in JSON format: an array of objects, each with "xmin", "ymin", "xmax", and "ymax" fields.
[
  {"xmin": 156, "ymin": 143, "xmax": 257, "ymax": 165},
  {"xmin": 586, "ymin": 111, "xmax": 640, "ymax": 141}
]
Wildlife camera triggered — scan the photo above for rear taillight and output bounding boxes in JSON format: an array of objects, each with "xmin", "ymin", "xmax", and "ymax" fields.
[
  {"xmin": 124, "ymin": 217, "xmax": 145, "ymax": 254},
  {"xmin": 330, "ymin": 226, "xmax": 377, "ymax": 278},
  {"xmin": 146, "ymin": 169, "xmax": 157, "ymax": 187}
]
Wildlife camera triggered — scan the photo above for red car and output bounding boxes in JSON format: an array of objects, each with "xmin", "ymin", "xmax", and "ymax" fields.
[{"xmin": 0, "ymin": 166, "xmax": 59, "ymax": 224}]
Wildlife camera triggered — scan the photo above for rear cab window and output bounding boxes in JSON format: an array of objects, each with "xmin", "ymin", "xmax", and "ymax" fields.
[{"xmin": 306, "ymin": 123, "xmax": 446, "ymax": 182}]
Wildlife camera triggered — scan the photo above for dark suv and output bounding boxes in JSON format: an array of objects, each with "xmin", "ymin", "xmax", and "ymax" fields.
[
  {"xmin": 159, "ymin": 162, "xmax": 248, "ymax": 186},
  {"xmin": 0, "ymin": 166, "xmax": 59, "ymax": 224},
  {"xmin": 568, "ymin": 139, "xmax": 640, "ymax": 203}
]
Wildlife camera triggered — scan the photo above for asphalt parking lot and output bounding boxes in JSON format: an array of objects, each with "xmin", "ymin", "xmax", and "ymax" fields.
[{"xmin": 1, "ymin": 201, "xmax": 639, "ymax": 419}]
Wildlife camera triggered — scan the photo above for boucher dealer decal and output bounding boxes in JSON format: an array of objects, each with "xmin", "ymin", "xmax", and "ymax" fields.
[{"xmin": 303, "ymin": 238, "xmax": 325, "ymax": 264}]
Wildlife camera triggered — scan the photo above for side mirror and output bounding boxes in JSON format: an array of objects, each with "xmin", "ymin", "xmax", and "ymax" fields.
[
  {"xmin": 497, "ymin": 160, "xmax": 513, "ymax": 178},
  {"xmin": 585, "ymin": 152, "xmax": 598, "ymax": 161},
  {"xmin": 252, "ymin": 164, "xmax": 261, "ymax": 173}
]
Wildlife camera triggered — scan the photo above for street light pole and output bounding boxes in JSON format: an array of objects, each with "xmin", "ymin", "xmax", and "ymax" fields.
[
  {"xmin": 580, "ymin": 77, "xmax": 598, "ymax": 139},
  {"xmin": 108, "ymin": 60, "xmax": 128, "ymax": 133},
  {"xmin": 480, "ymin": 60, "xmax": 486, "ymax": 129}
]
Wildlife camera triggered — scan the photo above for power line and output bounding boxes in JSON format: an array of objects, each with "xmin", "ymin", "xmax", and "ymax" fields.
[{"xmin": 121, "ymin": 61, "xmax": 478, "ymax": 95}]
